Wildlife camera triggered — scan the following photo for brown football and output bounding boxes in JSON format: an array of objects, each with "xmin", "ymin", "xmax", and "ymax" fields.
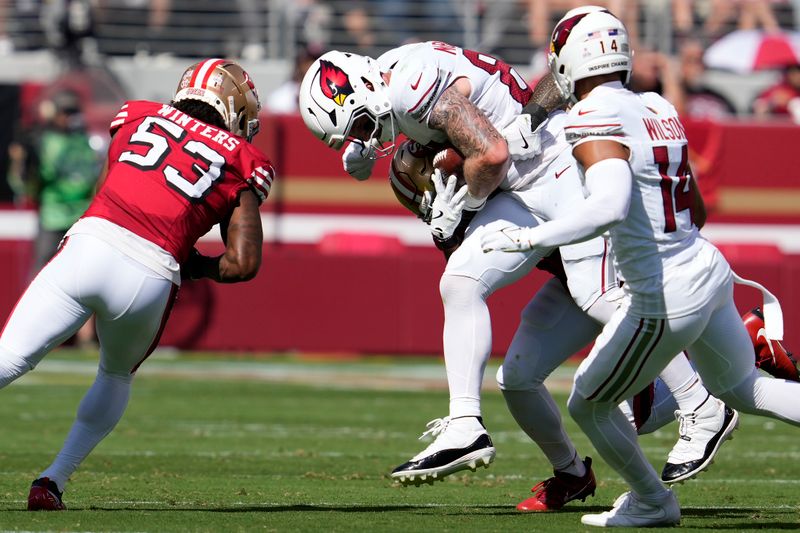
[{"xmin": 432, "ymin": 147, "xmax": 465, "ymax": 176}]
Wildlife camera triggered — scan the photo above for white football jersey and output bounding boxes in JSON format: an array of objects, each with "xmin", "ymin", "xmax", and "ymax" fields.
[
  {"xmin": 377, "ymin": 41, "xmax": 566, "ymax": 190},
  {"xmin": 565, "ymin": 82, "xmax": 730, "ymax": 317}
]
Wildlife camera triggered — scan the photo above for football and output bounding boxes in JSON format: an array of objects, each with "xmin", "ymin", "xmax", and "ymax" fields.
[
  {"xmin": 432, "ymin": 147, "xmax": 465, "ymax": 176},
  {"xmin": 389, "ymin": 140, "xmax": 437, "ymax": 217}
]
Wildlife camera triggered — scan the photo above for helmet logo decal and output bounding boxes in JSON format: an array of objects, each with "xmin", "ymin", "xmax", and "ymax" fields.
[
  {"xmin": 319, "ymin": 60, "xmax": 354, "ymax": 107},
  {"xmin": 550, "ymin": 9, "xmax": 609, "ymax": 56}
]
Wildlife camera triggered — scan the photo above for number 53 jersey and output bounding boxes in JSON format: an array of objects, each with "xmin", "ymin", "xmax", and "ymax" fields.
[
  {"xmin": 85, "ymin": 100, "xmax": 275, "ymax": 265},
  {"xmin": 565, "ymin": 82, "xmax": 731, "ymax": 318}
]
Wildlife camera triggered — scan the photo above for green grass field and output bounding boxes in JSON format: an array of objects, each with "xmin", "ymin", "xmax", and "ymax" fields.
[{"xmin": 0, "ymin": 349, "xmax": 798, "ymax": 532}]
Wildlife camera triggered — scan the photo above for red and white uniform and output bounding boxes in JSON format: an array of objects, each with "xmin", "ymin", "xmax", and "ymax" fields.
[
  {"xmin": 78, "ymin": 100, "xmax": 273, "ymax": 279},
  {"xmin": 377, "ymin": 42, "xmax": 614, "ymax": 421},
  {"xmin": 378, "ymin": 43, "xmax": 612, "ymax": 308},
  {"xmin": 0, "ymin": 100, "xmax": 275, "ymax": 379},
  {"xmin": 566, "ymin": 84, "xmax": 728, "ymax": 319}
]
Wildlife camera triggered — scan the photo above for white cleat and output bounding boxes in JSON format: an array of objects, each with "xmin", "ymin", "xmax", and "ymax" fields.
[
  {"xmin": 390, "ymin": 416, "xmax": 495, "ymax": 486},
  {"xmin": 661, "ymin": 397, "xmax": 739, "ymax": 484},
  {"xmin": 581, "ymin": 490, "xmax": 680, "ymax": 528}
]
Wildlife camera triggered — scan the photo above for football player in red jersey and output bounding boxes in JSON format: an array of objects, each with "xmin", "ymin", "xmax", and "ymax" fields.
[{"xmin": 0, "ymin": 58, "xmax": 275, "ymax": 511}]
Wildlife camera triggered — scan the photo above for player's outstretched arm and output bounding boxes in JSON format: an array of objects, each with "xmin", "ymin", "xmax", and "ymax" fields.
[
  {"xmin": 184, "ymin": 190, "xmax": 263, "ymax": 283},
  {"xmin": 481, "ymin": 140, "xmax": 632, "ymax": 253},
  {"xmin": 428, "ymin": 83, "xmax": 509, "ymax": 207}
]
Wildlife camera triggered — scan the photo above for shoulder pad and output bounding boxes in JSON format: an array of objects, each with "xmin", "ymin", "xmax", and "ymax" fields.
[{"xmin": 564, "ymin": 99, "xmax": 624, "ymax": 145}]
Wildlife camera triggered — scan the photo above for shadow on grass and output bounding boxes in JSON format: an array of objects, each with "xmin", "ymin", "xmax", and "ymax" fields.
[{"xmin": 681, "ymin": 507, "xmax": 800, "ymax": 530}]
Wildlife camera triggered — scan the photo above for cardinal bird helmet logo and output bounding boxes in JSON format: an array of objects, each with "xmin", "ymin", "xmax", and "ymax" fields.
[{"xmin": 319, "ymin": 60, "xmax": 353, "ymax": 107}]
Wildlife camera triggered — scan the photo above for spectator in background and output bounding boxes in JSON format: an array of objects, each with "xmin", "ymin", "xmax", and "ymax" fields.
[
  {"xmin": 675, "ymin": 38, "xmax": 737, "ymax": 119},
  {"xmin": 7, "ymin": 90, "xmax": 101, "ymax": 347},
  {"xmin": 94, "ymin": 0, "xmax": 172, "ymax": 58},
  {"xmin": 8, "ymin": 90, "xmax": 101, "ymax": 273},
  {"xmin": 752, "ymin": 62, "xmax": 800, "ymax": 122},
  {"xmin": 40, "ymin": 0, "xmax": 98, "ymax": 67},
  {"xmin": 673, "ymin": 0, "xmax": 780, "ymax": 42},
  {"xmin": 265, "ymin": 45, "xmax": 322, "ymax": 114}
]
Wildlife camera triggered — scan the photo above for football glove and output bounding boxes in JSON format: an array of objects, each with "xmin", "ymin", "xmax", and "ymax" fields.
[
  {"xmin": 342, "ymin": 140, "xmax": 376, "ymax": 181},
  {"xmin": 181, "ymin": 248, "xmax": 205, "ymax": 280},
  {"xmin": 428, "ymin": 169, "xmax": 467, "ymax": 241},
  {"xmin": 480, "ymin": 225, "xmax": 535, "ymax": 253},
  {"xmin": 501, "ymin": 114, "xmax": 544, "ymax": 161}
]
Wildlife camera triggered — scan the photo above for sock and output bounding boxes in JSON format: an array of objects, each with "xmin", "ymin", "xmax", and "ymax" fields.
[
  {"xmin": 659, "ymin": 354, "xmax": 710, "ymax": 413},
  {"xmin": 39, "ymin": 370, "xmax": 133, "ymax": 491},
  {"xmin": 440, "ymin": 274, "xmax": 492, "ymax": 419}
]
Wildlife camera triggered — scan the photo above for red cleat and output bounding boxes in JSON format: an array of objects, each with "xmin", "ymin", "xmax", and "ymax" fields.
[
  {"xmin": 742, "ymin": 307, "xmax": 800, "ymax": 382},
  {"xmin": 517, "ymin": 456, "xmax": 596, "ymax": 512},
  {"xmin": 27, "ymin": 477, "xmax": 66, "ymax": 511}
]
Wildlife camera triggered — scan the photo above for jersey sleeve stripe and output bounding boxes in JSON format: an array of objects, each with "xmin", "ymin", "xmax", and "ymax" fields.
[
  {"xmin": 407, "ymin": 78, "xmax": 439, "ymax": 114},
  {"xmin": 564, "ymin": 123, "xmax": 622, "ymax": 129}
]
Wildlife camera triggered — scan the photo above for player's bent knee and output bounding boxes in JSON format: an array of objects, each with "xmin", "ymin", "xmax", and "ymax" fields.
[
  {"xmin": 496, "ymin": 357, "xmax": 545, "ymax": 391},
  {"xmin": 439, "ymin": 272, "xmax": 488, "ymax": 305}
]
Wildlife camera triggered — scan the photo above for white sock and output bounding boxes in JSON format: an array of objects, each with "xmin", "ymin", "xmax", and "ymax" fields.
[
  {"xmin": 39, "ymin": 370, "xmax": 133, "ymax": 491},
  {"xmin": 659, "ymin": 354, "xmax": 709, "ymax": 412},
  {"xmin": 441, "ymin": 274, "xmax": 492, "ymax": 419}
]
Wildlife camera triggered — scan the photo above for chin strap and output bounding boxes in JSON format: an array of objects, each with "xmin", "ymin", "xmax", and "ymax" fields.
[{"xmin": 732, "ymin": 272, "xmax": 783, "ymax": 340}]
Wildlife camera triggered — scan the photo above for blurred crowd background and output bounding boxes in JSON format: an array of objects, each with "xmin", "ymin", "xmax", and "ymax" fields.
[
  {"xmin": 3, "ymin": 1, "xmax": 800, "ymax": 116},
  {"xmin": 2, "ymin": 0, "xmax": 800, "ymax": 203}
]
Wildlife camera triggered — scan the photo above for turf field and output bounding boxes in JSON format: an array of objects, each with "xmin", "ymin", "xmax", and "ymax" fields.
[{"xmin": 0, "ymin": 350, "xmax": 798, "ymax": 532}]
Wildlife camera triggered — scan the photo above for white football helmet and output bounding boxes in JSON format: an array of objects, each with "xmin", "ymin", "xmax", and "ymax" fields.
[
  {"xmin": 299, "ymin": 50, "xmax": 397, "ymax": 155},
  {"xmin": 174, "ymin": 58, "xmax": 261, "ymax": 141},
  {"xmin": 548, "ymin": 7, "xmax": 632, "ymax": 102}
]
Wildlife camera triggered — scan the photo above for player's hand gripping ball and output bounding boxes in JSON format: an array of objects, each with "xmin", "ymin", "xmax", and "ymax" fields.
[{"xmin": 389, "ymin": 141, "xmax": 466, "ymax": 220}]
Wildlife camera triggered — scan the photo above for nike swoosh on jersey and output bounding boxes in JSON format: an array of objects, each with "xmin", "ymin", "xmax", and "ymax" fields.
[
  {"xmin": 555, "ymin": 165, "xmax": 571, "ymax": 179},
  {"xmin": 757, "ymin": 328, "xmax": 777, "ymax": 361},
  {"xmin": 411, "ymin": 72, "xmax": 423, "ymax": 90},
  {"xmin": 519, "ymin": 130, "xmax": 529, "ymax": 149},
  {"xmin": 577, "ymin": 108, "xmax": 596, "ymax": 116}
]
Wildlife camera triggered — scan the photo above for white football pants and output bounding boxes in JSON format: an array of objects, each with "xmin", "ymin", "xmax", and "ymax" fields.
[
  {"xmin": 0, "ymin": 233, "xmax": 177, "ymax": 491},
  {"xmin": 569, "ymin": 273, "xmax": 800, "ymax": 504}
]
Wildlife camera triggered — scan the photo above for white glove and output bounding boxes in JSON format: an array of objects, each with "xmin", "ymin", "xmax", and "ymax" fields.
[
  {"xmin": 480, "ymin": 225, "xmax": 535, "ymax": 253},
  {"xmin": 501, "ymin": 114, "xmax": 543, "ymax": 161},
  {"xmin": 342, "ymin": 141, "xmax": 376, "ymax": 181},
  {"xmin": 429, "ymin": 169, "xmax": 467, "ymax": 241}
]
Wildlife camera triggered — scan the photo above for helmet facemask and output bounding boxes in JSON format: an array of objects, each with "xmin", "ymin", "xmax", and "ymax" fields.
[{"xmin": 299, "ymin": 51, "xmax": 397, "ymax": 156}]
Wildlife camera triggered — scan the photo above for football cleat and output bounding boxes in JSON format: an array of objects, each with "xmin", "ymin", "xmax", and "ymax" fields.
[
  {"xmin": 581, "ymin": 490, "xmax": 680, "ymax": 527},
  {"xmin": 390, "ymin": 416, "xmax": 495, "ymax": 486},
  {"xmin": 661, "ymin": 397, "xmax": 738, "ymax": 484},
  {"xmin": 27, "ymin": 477, "xmax": 66, "ymax": 511},
  {"xmin": 517, "ymin": 456, "xmax": 596, "ymax": 512},
  {"xmin": 743, "ymin": 307, "xmax": 800, "ymax": 382}
]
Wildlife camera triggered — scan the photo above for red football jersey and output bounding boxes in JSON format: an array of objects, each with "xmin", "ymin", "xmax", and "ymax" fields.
[{"xmin": 85, "ymin": 100, "xmax": 274, "ymax": 263}]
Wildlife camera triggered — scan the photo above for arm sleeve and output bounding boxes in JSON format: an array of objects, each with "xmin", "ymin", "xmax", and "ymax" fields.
[{"xmin": 526, "ymin": 157, "xmax": 632, "ymax": 248}]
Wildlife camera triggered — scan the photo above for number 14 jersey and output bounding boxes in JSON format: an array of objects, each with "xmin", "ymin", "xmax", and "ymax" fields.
[
  {"xmin": 85, "ymin": 100, "xmax": 274, "ymax": 264},
  {"xmin": 565, "ymin": 82, "xmax": 731, "ymax": 318}
]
